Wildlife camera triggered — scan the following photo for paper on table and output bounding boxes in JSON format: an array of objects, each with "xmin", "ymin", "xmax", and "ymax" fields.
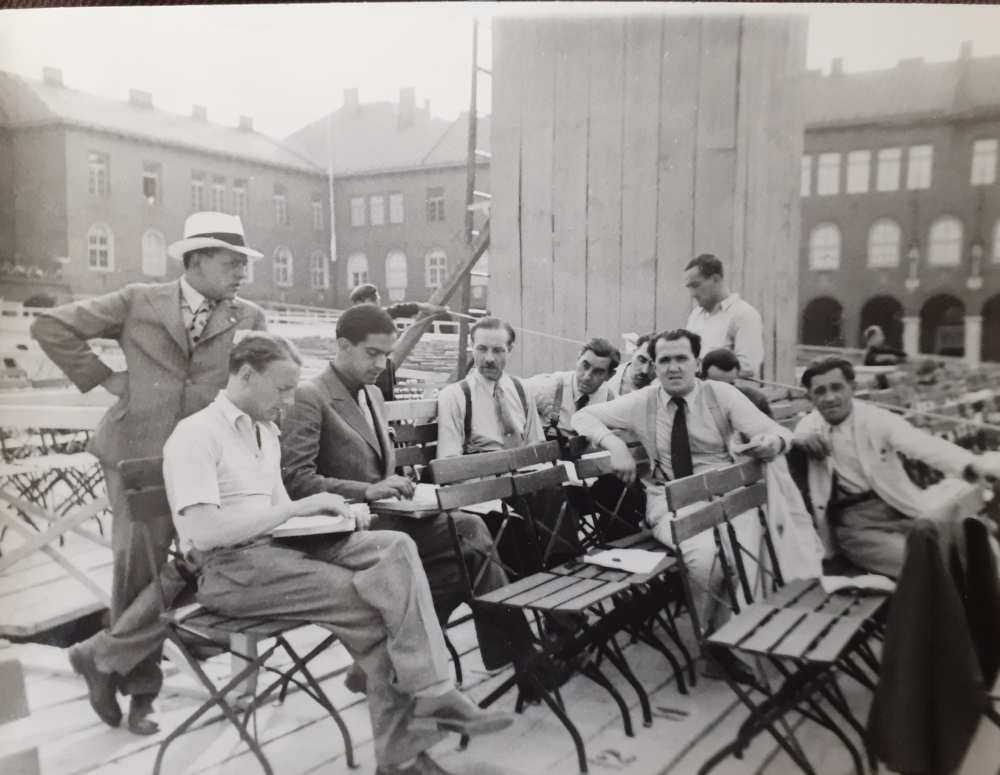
[
  {"xmin": 583, "ymin": 547, "xmax": 668, "ymax": 575},
  {"xmin": 820, "ymin": 574, "xmax": 896, "ymax": 595}
]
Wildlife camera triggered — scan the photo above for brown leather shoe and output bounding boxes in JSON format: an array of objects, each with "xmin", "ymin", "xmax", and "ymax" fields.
[
  {"xmin": 68, "ymin": 644, "xmax": 122, "ymax": 728},
  {"xmin": 127, "ymin": 693, "xmax": 159, "ymax": 736},
  {"xmin": 375, "ymin": 752, "xmax": 456, "ymax": 775},
  {"xmin": 411, "ymin": 688, "xmax": 513, "ymax": 737}
]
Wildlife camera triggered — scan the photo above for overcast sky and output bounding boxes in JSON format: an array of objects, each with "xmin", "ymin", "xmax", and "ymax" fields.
[{"xmin": 1, "ymin": 2, "xmax": 999, "ymax": 139}]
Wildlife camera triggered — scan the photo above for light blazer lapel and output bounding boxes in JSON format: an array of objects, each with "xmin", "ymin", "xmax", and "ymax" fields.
[
  {"xmin": 147, "ymin": 280, "xmax": 189, "ymax": 356},
  {"xmin": 318, "ymin": 368, "xmax": 381, "ymax": 457},
  {"xmin": 198, "ymin": 299, "xmax": 242, "ymax": 346}
]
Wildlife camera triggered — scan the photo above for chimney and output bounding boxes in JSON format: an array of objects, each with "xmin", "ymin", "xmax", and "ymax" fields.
[
  {"xmin": 129, "ymin": 89, "xmax": 153, "ymax": 108},
  {"xmin": 42, "ymin": 66, "xmax": 63, "ymax": 87},
  {"xmin": 830, "ymin": 58, "xmax": 843, "ymax": 76},
  {"xmin": 238, "ymin": 115, "xmax": 253, "ymax": 132},
  {"xmin": 960, "ymin": 40, "xmax": 973, "ymax": 59},
  {"xmin": 343, "ymin": 88, "xmax": 359, "ymax": 111},
  {"xmin": 423, "ymin": 99, "xmax": 431, "ymax": 118},
  {"xmin": 192, "ymin": 104, "xmax": 207, "ymax": 122},
  {"xmin": 398, "ymin": 87, "xmax": 416, "ymax": 129}
]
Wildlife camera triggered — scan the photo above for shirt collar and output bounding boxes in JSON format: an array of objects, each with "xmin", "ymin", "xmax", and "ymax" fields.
[
  {"xmin": 824, "ymin": 406, "xmax": 856, "ymax": 435},
  {"xmin": 179, "ymin": 275, "xmax": 207, "ymax": 312},
  {"xmin": 214, "ymin": 391, "xmax": 278, "ymax": 435},
  {"xmin": 330, "ymin": 363, "xmax": 363, "ymax": 397},
  {"xmin": 701, "ymin": 292, "xmax": 738, "ymax": 316},
  {"xmin": 469, "ymin": 367, "xmax": 502, "ymax": 391},
  {"xmin": 658, "ymin": 378, "xmax": 701, "ymax": 406}
]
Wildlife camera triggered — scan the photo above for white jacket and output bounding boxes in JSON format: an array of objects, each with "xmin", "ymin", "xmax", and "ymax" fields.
[{"xmin": 795, "ymin": 401, "xmax": 979, "ymax": 554}]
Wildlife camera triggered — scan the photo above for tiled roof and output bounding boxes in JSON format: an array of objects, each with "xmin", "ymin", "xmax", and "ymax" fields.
[
  {"xmin": 805, "ymin": 55, "xmax": 1000, "ymax": 128},
  {"xmin": 421, "ymin": 113, "xmax": 491, "ymax": 167},
  {"xmin": 284, "ymin": 101, "xmax": 454, "ymax": 176},
  {"xmin": 0, "ymin": 71, "xmax": 322, "ymax": 174}
]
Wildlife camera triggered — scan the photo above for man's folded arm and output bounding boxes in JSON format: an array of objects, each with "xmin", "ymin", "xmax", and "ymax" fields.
[{"xmin": 175, "ymin": 501, "xmax": 299, "ymax": 551}]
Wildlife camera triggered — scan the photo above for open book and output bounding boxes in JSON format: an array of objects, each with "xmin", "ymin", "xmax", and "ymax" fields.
[
  {"xmin": 820, "ymin": 574, "xmax": 896, "ymax": 596},
  {"xmin": 271, "ymin": 503, "xmax": 367, "ymax": 539},
  {"xmin": 370, "ymin": 483, "xmax": 441, "ymax": 519}
]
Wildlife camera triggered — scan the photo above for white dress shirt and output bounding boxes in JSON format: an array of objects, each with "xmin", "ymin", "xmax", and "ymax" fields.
[
  {"xmin": 524, "ymin": 370, "xmax": 615, "ymax": 433},
  {"xmin": 824, "ymin": 412, "xmax": 872, "ymax": 495},
  {"xmin": 686, "ymin": 292, "xmax": 764, "ymax": 376}
]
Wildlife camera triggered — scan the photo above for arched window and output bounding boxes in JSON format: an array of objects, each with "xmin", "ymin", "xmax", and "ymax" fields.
[
  {"xmin": 309, "ymin": 251, "xmax": 329, "ymax": 290},
  {"xmin": 425, "ymin": 249, "xmax": 447, "ymax": 288},
  {"xmin": 927, "ymin": 216, "xmax": 963, "ymax": 267},
  {"xmin": 992, "ymin": 219, "xmax": 1000, "ymax": 264},
  {"xmin": 867, "ymin": 218, "xmax": 901, "ymax": 269},
  {"xmin": 87, "ymin": 223, "xmax": 114, "ymax": 271},
  {"xmin": 140, "ymin": 229, "xmax": 166, "ymax": 277},
  {"xmin": 273, "ymin": 246, "xmax": 293, "ymax": 287},
  {"xmin": 385, "ymin": 251, "xmax": 408, "ymax": 301},
  {"xmin": 347, "ymin": 253, "xmax": 369, "ymax": 289},
  {"xmin": 808, "ymin": 223, "xmax": 840, "ymax": 271}
]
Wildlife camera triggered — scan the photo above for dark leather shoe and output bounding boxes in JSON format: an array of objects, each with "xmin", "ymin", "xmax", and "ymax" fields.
[
  {"xmin": 375, "ymin": 752, "xmax": 456, "ymax": 775},
  {"xmin": 68, "ymin": 644, "xmax": 122, "ymax": 728},
  {"xmin": 127, "ymin": 693, "xmax": 159, "ymax": 736},
  {"xmin": 344, "ymin": 663, "xmax": 367, "ymax": 695}
]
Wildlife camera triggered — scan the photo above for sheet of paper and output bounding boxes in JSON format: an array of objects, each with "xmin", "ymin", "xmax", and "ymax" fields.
[
  {"xmin": 583, "ymin": 547, "xmax": 668, "ymax": 575},
  {"xmin": 819, "ymin": 574, "xmax": 896, "ymax": 595}
]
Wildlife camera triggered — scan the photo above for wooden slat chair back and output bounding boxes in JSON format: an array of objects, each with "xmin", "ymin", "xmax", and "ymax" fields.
[
  {"xmin": 666, "ymin": 461, "xmax": 886, "ymax": 775},
  {"xmin": 118, "ymin": 457, "xmax": 355, "ymax": 775},
  {"xmin": 386, "ymin": 399, "xmax": 440, "ymax": 475}
]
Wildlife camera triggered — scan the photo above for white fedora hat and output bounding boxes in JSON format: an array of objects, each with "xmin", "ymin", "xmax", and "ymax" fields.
[{"xmin": 167, "ymin": 211, "xmax": 264, "ymax": 261}]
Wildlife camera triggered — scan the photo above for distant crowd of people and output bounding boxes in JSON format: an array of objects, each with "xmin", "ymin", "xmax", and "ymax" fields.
[{"xmin": 31, "ymin": 211, "xmax": 1000, "ymax": 775}]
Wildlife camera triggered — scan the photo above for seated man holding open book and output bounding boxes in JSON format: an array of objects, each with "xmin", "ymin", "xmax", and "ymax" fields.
[
  {"xmin": 165, "ymin": 332, "xmax": 511, "ymax": 775},
  {"xmin": 280, "ymin": 305, "xmax": 531, "ymax": 673}
]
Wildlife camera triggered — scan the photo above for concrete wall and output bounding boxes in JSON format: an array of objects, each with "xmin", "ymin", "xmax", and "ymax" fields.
[
  {"xmin": 9, "ymin": 125, "xmax": 68, "ymax": 268},
  {"xmin": 0, "ymin": 126, "xmax": 14, "ymax": 263},
  {"xmin": 490, "ymin": 14, "xmax": 806, "ymax": 382}
]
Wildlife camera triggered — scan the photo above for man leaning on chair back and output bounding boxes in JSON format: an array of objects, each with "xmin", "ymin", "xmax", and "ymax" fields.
[{"xmin": 32, "ymin": 211, "xmax": 266, "ymax": 734}]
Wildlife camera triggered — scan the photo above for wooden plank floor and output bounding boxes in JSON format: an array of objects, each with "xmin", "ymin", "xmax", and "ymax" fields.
[{"xmin": 0, "ymin": 613, "xmax": 886, "ymax": 775}]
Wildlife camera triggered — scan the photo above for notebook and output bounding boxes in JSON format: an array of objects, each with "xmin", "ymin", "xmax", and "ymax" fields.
[{"xmin": 271, "ymin": 503, "xmax": 368, "ymax": 538}]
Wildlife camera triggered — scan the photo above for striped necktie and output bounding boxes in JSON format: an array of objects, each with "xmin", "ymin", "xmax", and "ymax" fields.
[
  {"xmin": 494, "ymin": 384, "xmax": 523, "ymax": 449},
  {"xmin": 188, "ymin": 299, "xmax": 216, "ymax": 346}
]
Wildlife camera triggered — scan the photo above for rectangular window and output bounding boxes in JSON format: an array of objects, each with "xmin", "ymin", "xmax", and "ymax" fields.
[
  {"xmin": 232, "ymin": 179, "xmax": 248, "ymax": 218},
  {"xmin": 190, "ymin": 173, "xmax": 204, "ymax": 211},
  {"xmin": 211, "ymin": 176, "xmax": 226, "ymax": 212},
  {"xmin": 800, "ymin": 156, "xmax": 812, "ymax": 197},
  {"xmin": 141, "ymin": 162, "xmax": 160, "ymax": 204},
  {"xmin": 846, "ymin": 150, "xmax": 871, "ymax": 194},
  {"xmin": 310, "ymin": 252, "xmax": 329, "ymax": 289},
  {"xmin": 350, "ymin": 196, "xmax": 366, "ymax": 227},
  {"xmin": 426, "ymin": 186, "xmax": 445, "ymax": 222},
  {"xmin": 816, "ymin": 153, "xmax": 840, "ymax": 196},
  {"xmin": 273, "ymin": 185, "xmax": 288, "ymax": 226},
  {"xmin": 389, "ymin": 192, "xmax": 404, "ymax": 223},
  {"xmin": 311, "ymin": 196, "xmax": 324, "ymax": 230},
  {"xmin": 906, "ymin": 144, "xmax": 933, "ymax": 190},
  {"xmin": 971, "ymin": 138, "xmax": 998, "ymax": 186},
  {"xmin": 369, "ymin": 195, "xmax": 385, "ymax": 226},
  {"xmin": 88, "ymin": 152, "xmax": 109, "ymax": 197},
  {"xmin": 876, "ymin": 147, "xmax": 902, "ymax": 192}
]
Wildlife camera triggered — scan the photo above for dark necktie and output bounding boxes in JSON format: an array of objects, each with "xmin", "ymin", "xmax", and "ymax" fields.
[
  {"xmin": 670, "ymin": 396, "xmax": 694, "ymax": 479},
  {"xmin": 575, "ymin": 394, "xmax": 590, "ymax": 412}
]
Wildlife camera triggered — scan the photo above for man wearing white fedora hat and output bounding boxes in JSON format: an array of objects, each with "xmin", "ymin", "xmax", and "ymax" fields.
[{"xmin": 32, "ymin": 211, "xmax": 267, "ymax": 734}]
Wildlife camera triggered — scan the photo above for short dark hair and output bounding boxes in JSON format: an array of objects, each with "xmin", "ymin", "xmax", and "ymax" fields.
[
  {"xmin": 647, "ymin": 328, "xmax": 702, "ymax": 360},
  {"xmin": 349, "ymin": 283, "xmax": 379, "ymax": 305},
  {"xmin": 685, "ymin": 253, "xmax": 724, "ymax": 279},
  {"xmin": 336, "ymin": 304, "xmax": 396, "ymax": 344},
  {"xmin": 229, "ymin": 332, "xmax": 301, "ymax": 374},
  {"xmin": 700, "ymin": 348, "xmax": 740, "ymax": 377},
  {"xmin": 801, "ymin": 356, "xmax": 855, "ymax": 390},
  {"xmin": 579, "ymin": 337, "xmax": 621, "ymax": 372},
  {"xmin": 635, "ymin": 333, "xmax": 652, "ymax": 349},
  {"xmin": 470, "ymin": 316, "xmax": 516, "ymax": 347}
]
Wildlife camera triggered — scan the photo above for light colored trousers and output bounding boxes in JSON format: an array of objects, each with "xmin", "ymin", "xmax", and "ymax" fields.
[{"xmin": 195, "ymin": 530, "xmax": 451, "ymax": 769}]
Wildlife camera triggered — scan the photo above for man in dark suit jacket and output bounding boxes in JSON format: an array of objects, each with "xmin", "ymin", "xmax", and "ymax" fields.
[
  {"xmin": 281, "ymin": 305, "xmax": 529, "ymax": 671},
  {"xmin": 31, "ymin": 212, "xmax": 267, "ymax": 733}
]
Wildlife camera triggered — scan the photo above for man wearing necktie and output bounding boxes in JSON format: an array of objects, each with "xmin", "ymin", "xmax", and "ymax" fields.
[
  {"xmin": 572, "ymin": 329, "xmax": 790, "ymax": 646},
  {"xmin": 32, "ymin": 212, "xmax": 267, "ymax": 734}
]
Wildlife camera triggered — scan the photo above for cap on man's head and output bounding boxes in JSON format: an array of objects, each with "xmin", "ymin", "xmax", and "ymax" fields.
[
  {"xmin": 167, "ymin": 212, "xmax": 263, "ymax": 262},
  {"xmin": 349, "ymin": 283, "xmax": 380, "ymax": 305},
  {"xmin": 700, "ymin": 348, "xmax": 740, "ymax": 377}
]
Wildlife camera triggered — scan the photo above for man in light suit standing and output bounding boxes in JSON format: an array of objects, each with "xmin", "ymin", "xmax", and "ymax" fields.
[
  {"xmin": 31, "ymin": 212, "xmax": 267, "ymax": 733},
  {"xmin": 281, "ymin": 305, "xmax": 530, "ymax": 673}
]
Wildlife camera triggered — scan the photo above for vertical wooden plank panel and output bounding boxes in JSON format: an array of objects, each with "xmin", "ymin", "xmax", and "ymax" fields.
[
  {"xmin": 551, "ymin": 17, "xmax": 592, "ymax": 369},
  {"xmin": 693, "ymin": 17, "xmax": 741, "ymax": 273},
  {"xmin": 517, "ymin": 20, "xmax": 556, "ymax": 377},
  {"xmin": 655, "ymin": 17, "xmax": 701, "ymax": 329},
  {"xmin": 619, "ymin": 15, "xmax": 662, "ymax": 340},
  {"xmin": 488, "ymin": 19, "xmax": 525, "ymax": 376},
  {"xmin": 585, "ymin": 17, "xmax": 626, "ymax": 344}
]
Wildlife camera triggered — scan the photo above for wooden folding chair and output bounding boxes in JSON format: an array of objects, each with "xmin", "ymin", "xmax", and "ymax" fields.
[
  {"xmin": 666, "ymin": 461, "xmax": 885, "ymax": 775},
  {"xmin": 119, "ymin": 457, "xmax": 356, "ymax": 775}
]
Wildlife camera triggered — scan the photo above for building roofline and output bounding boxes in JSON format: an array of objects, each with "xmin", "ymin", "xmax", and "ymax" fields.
[
  {"xmin": 806, "ymin": 105, "xmax": 1000, "ymax": 133},
  {"xmin": 333, "ymin": 158, "xmax": 487, "ymax": 180}
]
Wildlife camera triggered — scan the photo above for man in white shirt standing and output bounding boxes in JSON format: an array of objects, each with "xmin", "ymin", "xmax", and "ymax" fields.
[
  {"xmin": 165, "ymin": 332, "xmax": 511, "ymax": 775},
  {"xmin": 436, "ymin": 317, "xmax": 544, "ymax": 458},
  {"xmin": 792, "ymin": 356, "xmax": 1000, "ymax": 578},
  {"xmin": 684, "ymin": 254, "xmax": 764, "ymax": 378},
  {"xmin": 524, "ymin": 337, "xmax": 620, "ymax": 440}
]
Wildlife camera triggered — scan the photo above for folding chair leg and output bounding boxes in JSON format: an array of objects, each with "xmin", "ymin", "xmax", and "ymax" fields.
[
  {"xmin": 602, "ymin": 640, "xmax": 652, "ymax": 726},
  {"xmin": 230, "ymin": 633, "xmax": 260, "ymax": 700},
  {"xmin": 443, "ymin": 632, "xmax": 463, "ymax": 686},
  {"xmin": 525, "ymin": 673, "xmax": 589, "ymax": 774},
  {"xmin": 657, "ymin": 604, "xmax": 697, "ymax": 686},
  {"xmin": 636, "ymin": 623, "xmax": 688, "ymax": 695}
]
